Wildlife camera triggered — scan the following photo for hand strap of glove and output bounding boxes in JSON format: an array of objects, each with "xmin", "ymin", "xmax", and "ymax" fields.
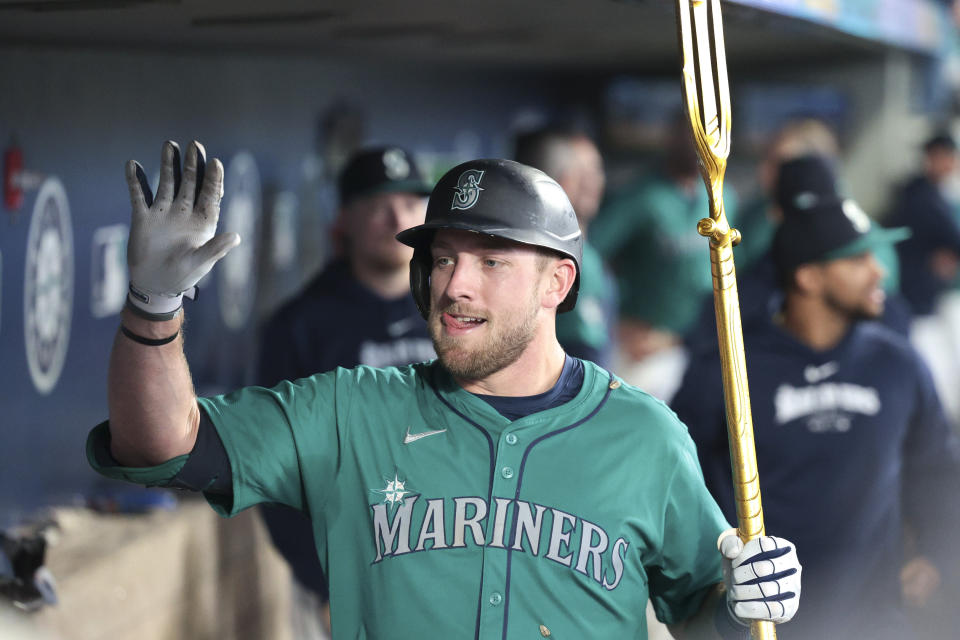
[{"xmin": 126, "ymin": 284, "xmax": 197, "ymax": 321}]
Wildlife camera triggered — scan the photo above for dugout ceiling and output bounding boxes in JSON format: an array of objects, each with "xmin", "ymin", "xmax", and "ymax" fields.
[{"xmin": 0, "ymin": 0, "xmax": 941, "ymax": 72}]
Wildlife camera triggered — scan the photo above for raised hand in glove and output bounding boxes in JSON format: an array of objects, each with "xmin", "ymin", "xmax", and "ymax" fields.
[
  {"xmin": 719, "ymin": 529, "xmax": 801, "ymax": 626},
  {"xmin": 125, "ymin": 140, "xmax": 240, "ymax": 320}
]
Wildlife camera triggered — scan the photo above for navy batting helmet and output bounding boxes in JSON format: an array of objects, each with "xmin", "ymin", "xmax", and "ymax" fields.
[{"xmin": 396, "ymin": 158, "xmax": 582, "ymax": 319}]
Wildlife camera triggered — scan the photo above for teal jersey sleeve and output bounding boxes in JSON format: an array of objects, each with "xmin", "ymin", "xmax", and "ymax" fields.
[
  {"xmin": 646, "ymin": 427, "xmax": 728, "ymax": 623},
  {"xmin": 85, "ymin": 369, "xmax": 346, "ymax": 518},
  {"xmin": 198, "ymin": 368, "xmax": 346, "ymax": 517},
  {"xmin": 584, "ymin": 376, "xmax": 729, "ymax": 625}
]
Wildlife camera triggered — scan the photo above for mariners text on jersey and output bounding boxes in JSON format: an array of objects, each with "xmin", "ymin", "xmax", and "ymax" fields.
[{"xmin": 371, "ymin": 492, "xmax": 630, "ymax": 589}]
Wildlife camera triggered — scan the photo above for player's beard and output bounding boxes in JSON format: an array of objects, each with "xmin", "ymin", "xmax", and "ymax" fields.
[
  {"xmin": 823, "ymin": 284, "xmax": 884, "ymax": 322},
  {"xmin": 429, "ymin": 292, "xmax": 540, "ymax": 381}
]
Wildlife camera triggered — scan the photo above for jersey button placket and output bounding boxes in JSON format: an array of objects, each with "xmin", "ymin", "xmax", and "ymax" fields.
[{"xmin": 479, "ymin": 431, "xmax": 521, "ymax": 638}]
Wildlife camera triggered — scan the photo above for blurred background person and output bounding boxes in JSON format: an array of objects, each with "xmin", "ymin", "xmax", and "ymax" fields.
[
  {"xmin": 888, "ymin": 132, "xmax": 960, "ymax": 426},
  {"xmin": 673, "ymin": 178, "xmax": 960, "ymax": 639},
  {"xmin": 721, "ymin": 153, "xmax": 912, "ymax": 341},
  {"xmin": 257, "ymin": 146, "xmax": 435, "ymax": 638},
  {"xmin": 734, "ymin": 118, "xmax": 841, "ymax": 279},
  {"xmin": 513, "ymin": 126, "xmax": 617, "ymax": 367},
  {"xmin": 687, "ymin": 119, "xmax": 911, "ymax": 361},
  {"xmin": 724, "ymin": 119, "xmax": 900, "ymax": 312},
  {"xmin": 589, "ymin": 113, "xmax": 738, "ymax": 401},
  {"xmin": 297, "ymin": 102, "xmax": 368, "ymax": 284},
  {"xmin": 888, "ymin": 132, "xmax": 960, "ymax": 317}
]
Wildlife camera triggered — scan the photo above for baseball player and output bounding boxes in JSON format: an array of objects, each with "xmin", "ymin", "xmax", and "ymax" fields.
[
  {"xmin": 260, "ymin": 145, "xmax": 435, "ymax": 384},
  {"xmin": 687, "ymin": 155, "xmax": 913, "ymax": 359},
  {"xmin": 258, "ymin": 146, "xmax": 435, "ymax": 626},
  {"xmin": 672, "ymin": 184, "xmax": 960, "ymax": 639},
  {"xmin": 88, "ymin": 140, "xmax": 801, "ymax": 639}
]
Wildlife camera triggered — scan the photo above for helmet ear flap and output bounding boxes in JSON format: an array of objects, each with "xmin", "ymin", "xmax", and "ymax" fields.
[{"xmin": 410, "ymin": 248, "xmax": 432, "ymax": 320}]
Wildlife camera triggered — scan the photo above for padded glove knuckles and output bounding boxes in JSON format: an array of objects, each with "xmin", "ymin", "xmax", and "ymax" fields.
[{"xmin": 719, "ymin": 529, "xmax": 802, "ymax": 626}]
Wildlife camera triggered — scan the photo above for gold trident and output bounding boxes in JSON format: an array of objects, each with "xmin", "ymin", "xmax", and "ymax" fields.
[{"xmin": 674, "ymin": 1, "xmax": 776, "ymax": 638}]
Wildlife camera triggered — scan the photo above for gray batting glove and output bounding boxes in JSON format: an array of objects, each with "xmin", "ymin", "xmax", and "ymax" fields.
[
  {"xmin": 125, "ymin": 140, "xmax": 241, "ymax": 320},
  {"xmin": 718, "ymin": 529, "xmax": 801, "ymax": 625}
]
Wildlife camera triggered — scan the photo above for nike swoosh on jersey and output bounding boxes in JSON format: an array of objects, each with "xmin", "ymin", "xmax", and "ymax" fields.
[
  {"xmin": 387, "ymin": 317, "xmax": 418, "ymax": 338},
  {"xmin": 403, "ymin": 427, "xmax": 448, "ymax": 444},
  {"xmin": 804, "ymin": 361, "xmax": 839, "ymax": 384}
]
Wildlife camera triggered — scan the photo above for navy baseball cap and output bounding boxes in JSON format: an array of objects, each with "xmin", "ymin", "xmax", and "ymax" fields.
[
  {"xmin": 773, "ymin": 196, "xmax": 911, "ymax": 276},
  {"xmin": 338, "ymin": 146, "xmax": 433, "ymax": 205},
  {"xmin": 775, "ymin": 155, "xmax": 840, "ymax": 214}
]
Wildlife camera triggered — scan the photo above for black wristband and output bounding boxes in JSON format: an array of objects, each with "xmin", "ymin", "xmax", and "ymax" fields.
[{"xmin": 120, "ymin": 324, "xmax": 180, "ymax": 346}]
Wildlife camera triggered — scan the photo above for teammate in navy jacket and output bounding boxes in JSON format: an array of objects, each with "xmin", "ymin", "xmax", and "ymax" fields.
[{"xmin": 673, "ymin": 189, "xmax": 960, "ymax": 639}]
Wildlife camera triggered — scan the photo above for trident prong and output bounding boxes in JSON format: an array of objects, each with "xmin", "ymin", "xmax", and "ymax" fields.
[{"xmin": 677, "ymin": 0, "xmax": 732, "ymax": 234}]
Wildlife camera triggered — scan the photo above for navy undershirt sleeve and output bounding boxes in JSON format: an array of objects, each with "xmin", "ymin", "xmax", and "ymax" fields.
[{"xmin": 166, "ymin": 406, "xmax": 233, "ymax": 495}]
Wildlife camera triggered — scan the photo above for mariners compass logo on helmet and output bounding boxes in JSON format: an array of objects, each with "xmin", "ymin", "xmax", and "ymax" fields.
[{"xmin": 450, "ymin": 169, "xmax": 485, "ymax": 210}]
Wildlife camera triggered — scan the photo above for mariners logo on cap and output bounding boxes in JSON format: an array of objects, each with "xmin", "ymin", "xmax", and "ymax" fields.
[
  {"xmin": 842, "ymin": 199, "xmax": 871, "ymax": 233},
  {"xmin": 451, "ymin": 169, "xmax": 484, "ymax": 211},
  {"xmin": 382, "ymin": 148, "xmax": 410, "ymax": 180},
  {"xmin": 792, "ymin": 191, "xmax": 820, "ymax": 210}
]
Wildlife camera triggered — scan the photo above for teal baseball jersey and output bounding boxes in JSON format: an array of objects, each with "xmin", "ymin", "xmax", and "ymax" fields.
[{"xmin": 89, "ymin": 359, "xmax": 727, "ymax": 639}]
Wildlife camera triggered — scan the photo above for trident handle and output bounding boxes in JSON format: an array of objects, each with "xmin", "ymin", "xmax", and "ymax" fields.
[{"xmin": 674, "ymin": 1, "xmax": 775, "ymax": 638}]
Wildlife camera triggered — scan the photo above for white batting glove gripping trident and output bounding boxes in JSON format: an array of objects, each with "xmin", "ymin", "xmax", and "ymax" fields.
[
  {"xmin": 125, "ymin": 140, "xmax": 241, "ymax": 320},
  {"xmin": 719, "ymin": 529, "xmax": 801, "ymax": 626}
]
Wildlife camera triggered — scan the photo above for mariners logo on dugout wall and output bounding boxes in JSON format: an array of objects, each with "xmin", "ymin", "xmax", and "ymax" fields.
[
  {"xmin": 24, "ymin": 177, "xmax": 74, "ymax": 394},
  {"xmin": 451, "ymin": 169, "xmax": 484, "ymax": 210}
]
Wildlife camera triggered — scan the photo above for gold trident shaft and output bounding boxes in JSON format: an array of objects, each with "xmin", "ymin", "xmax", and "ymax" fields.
[{"xmin": 674, "ymin": 1, "xmax": 775, "ymax": 638}]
